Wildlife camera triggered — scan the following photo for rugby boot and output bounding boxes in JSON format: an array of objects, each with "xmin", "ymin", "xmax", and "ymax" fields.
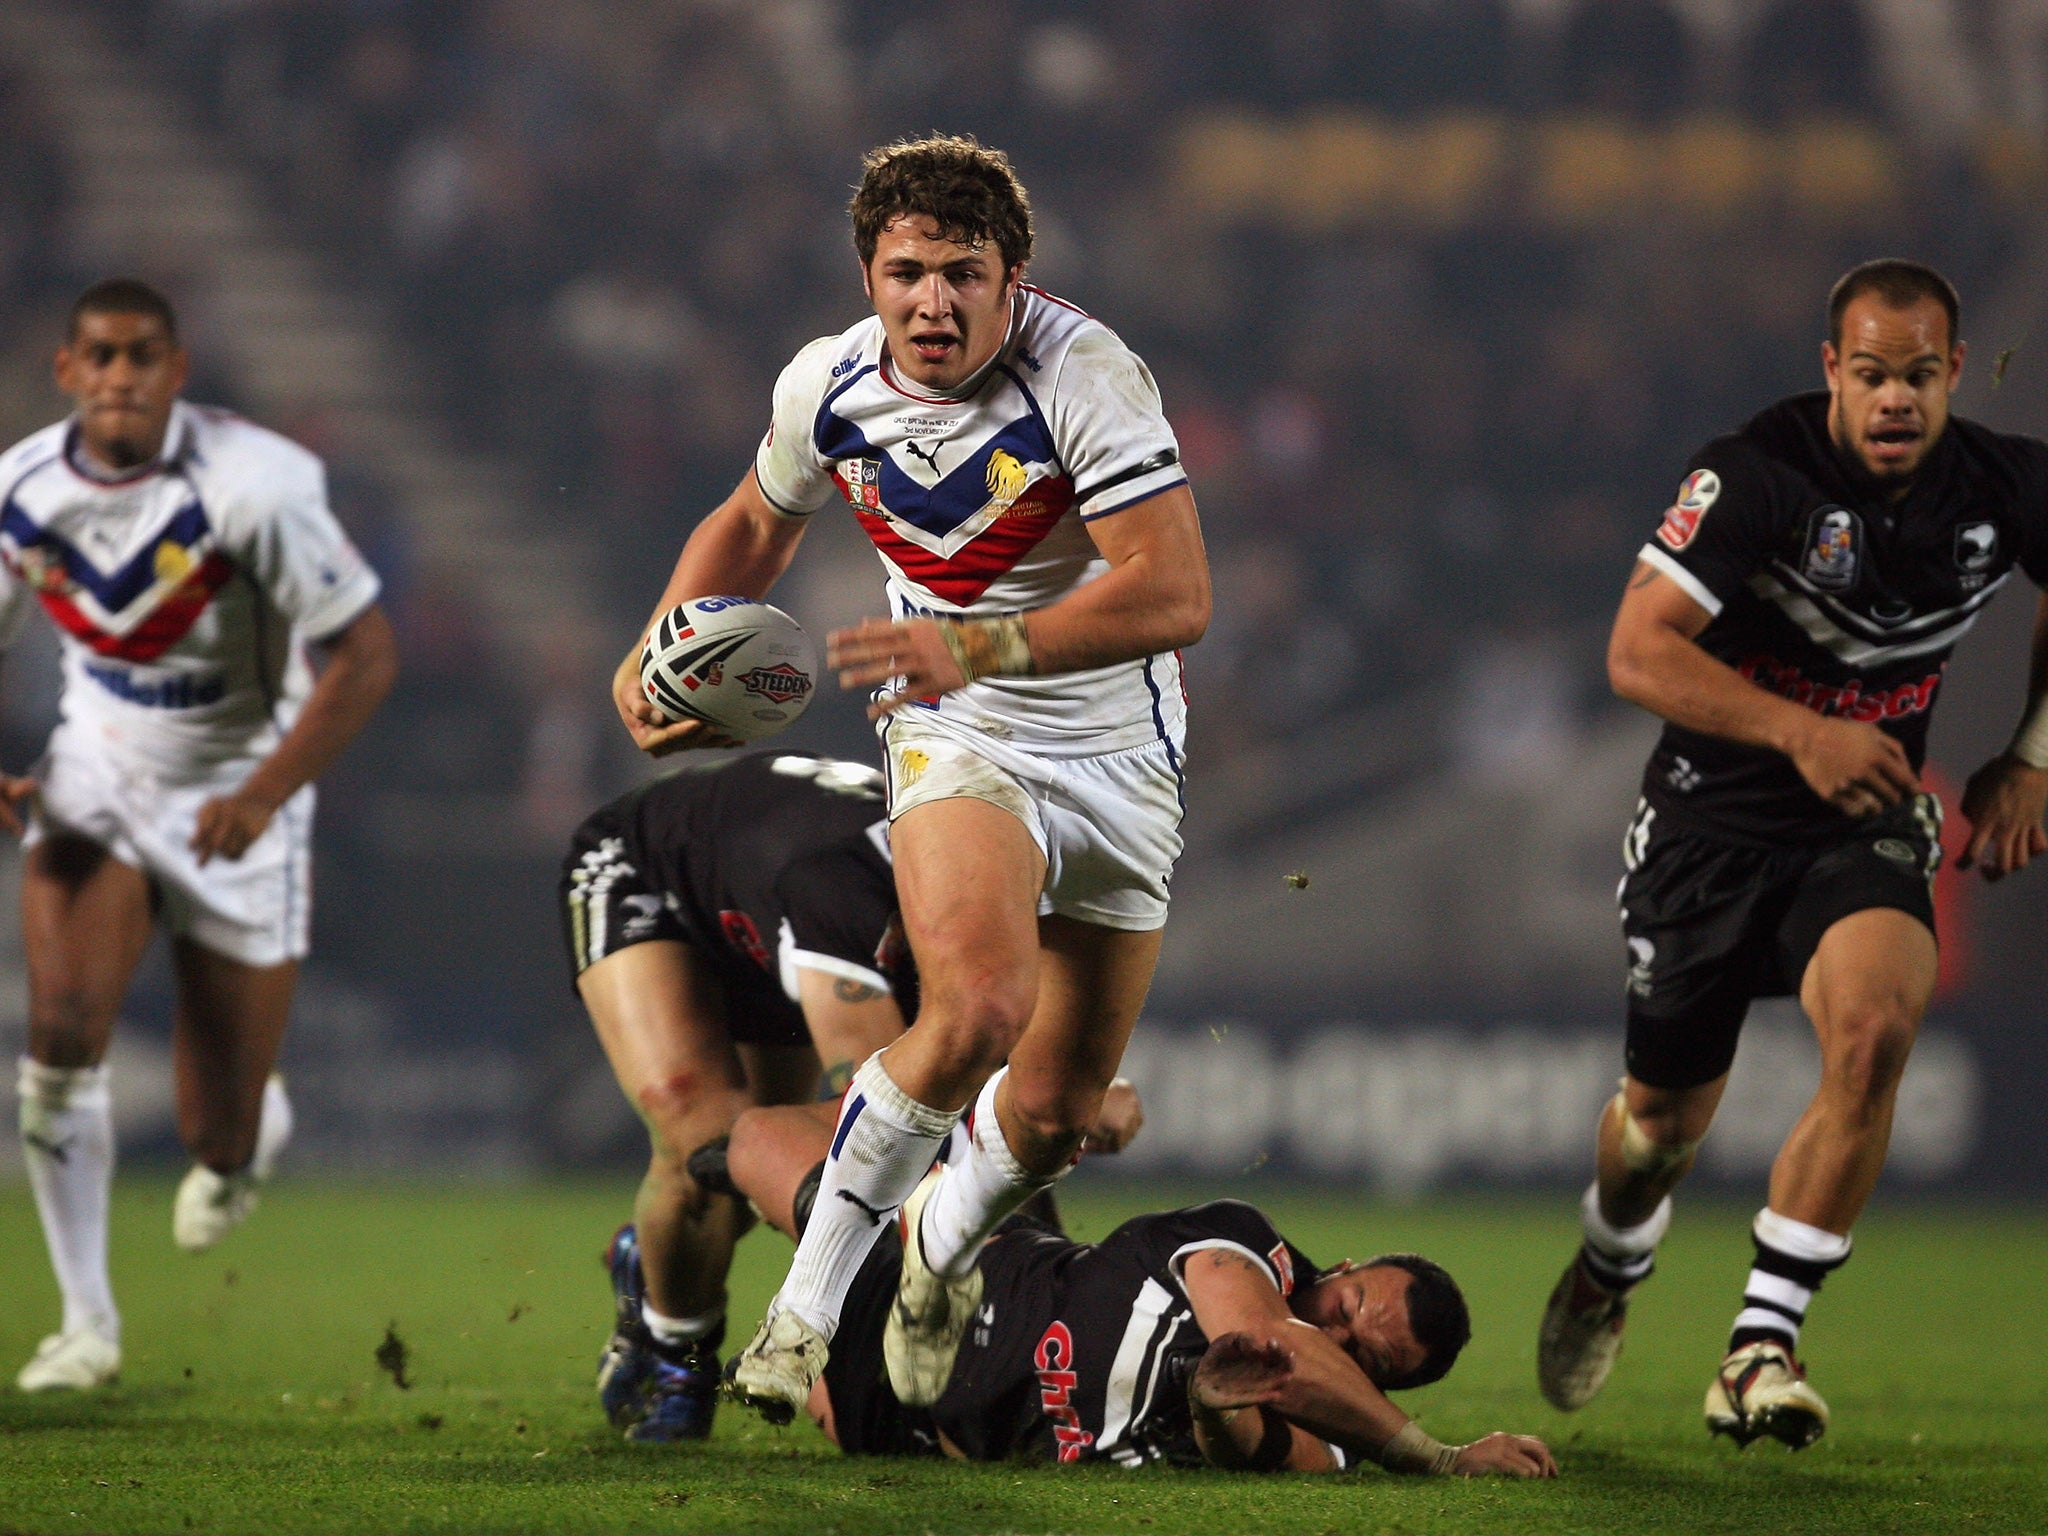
[
  {"xmin": 16, "ymin": 1328, "xmax": 120, "ymax": 1392},
  {"xmin": 1537, "ymin": 1252, "xmax": 1631, "ymax": 1411},
  {"xmin": 1704, "ymin": 1340, "xmax": 1829, "ymax": 1449},
  {"xmin": 173, "ymin": 1164, "xmax": 258, "ymax": 1253},
  {"xmin": 627, "ymin": 1340, "xmax": 723, "ymax": 1442},
  {"xmin": 725, "ymin": 1308, "xmax": 829, "ymax": 1427},
  {"xmin": 883, "ymin": 1167, "xmax": 983, "ymax": 1407},
  {"xmin": 596, "ymin": 1224, "xmax": 656, "ymax": 1429}
]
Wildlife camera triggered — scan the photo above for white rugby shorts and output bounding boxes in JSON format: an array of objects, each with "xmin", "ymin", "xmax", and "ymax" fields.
[
  {"xmin": 26, "ymin": 728, "xmax": 315, "ymax": 967},
  {"xmin": 880, "ymin": 710, "xmax": 1184, "ymax": 932}
]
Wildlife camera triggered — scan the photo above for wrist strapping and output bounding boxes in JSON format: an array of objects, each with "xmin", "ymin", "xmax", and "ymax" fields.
[
  {"xmin": 2010, "ymin": 695, "xmax": 2048, "ymax": 770},
  {"xmin": 1379, "ymin": 1421, "xmax": 1463, "ymax": 1475},
  {"xmin": 935, "ymin": 616, "xmax": 1032, "ymax": 683}
]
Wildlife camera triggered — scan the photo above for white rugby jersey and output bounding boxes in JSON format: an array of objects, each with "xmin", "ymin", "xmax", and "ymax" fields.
[
  {"xmin": 755, "ymin": 286, "xmax": 1190, "ymax": 756},
  {"xmin": 0, "ymin": 402, "xmax": 381, "ymax": 779}
]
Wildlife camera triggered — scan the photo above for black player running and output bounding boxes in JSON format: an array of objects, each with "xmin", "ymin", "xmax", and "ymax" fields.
[
  {"xmin": 716, "ymin": 1100, "xmax": 1556, "ymax": 1477},
  {"xmin": 560, "ymin": 752, "xmax": 917, "ymax": 1440},
  {"xmin": 1539, "ymin": 260, "xmax": 2048, "ymax": 1447}
]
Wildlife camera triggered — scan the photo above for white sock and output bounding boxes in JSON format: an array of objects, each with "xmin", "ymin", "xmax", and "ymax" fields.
[
  {"xmin": 252, "ymin": 1074, "xmax": 292, "ymax": 1180},
  {"xmin": 919, "ymin": 1068, "xmax": 1061, "ymax": 1280},
  {"xmin": 773, "ymin": 1052, "xmax": 957, "ymax": 1340},
  {"xmin": 1578, "ymin": 1180, "xmax": 1672, "ymax": 1290},
  {"xmin": 643, "ymin": 1302, "xmax": 723, "ymax": 1349},
  {"xmin": 18, "ymin": 1057, "xmax": 119, "ymax": 1343}
]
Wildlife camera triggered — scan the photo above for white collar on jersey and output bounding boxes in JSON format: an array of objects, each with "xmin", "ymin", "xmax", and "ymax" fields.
[
  {"xmin": 875, "ymin": 288, "xmax": 1028, "ymax": 405},
  {"xmin": 64, "ymin": 399, "xmax": 195, "ymax": 485}
]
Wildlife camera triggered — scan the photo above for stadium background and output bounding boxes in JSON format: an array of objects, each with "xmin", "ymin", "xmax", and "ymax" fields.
[{"xmin": 2, "ymin": 0, "xmax": 2047, "ymax": 1199}]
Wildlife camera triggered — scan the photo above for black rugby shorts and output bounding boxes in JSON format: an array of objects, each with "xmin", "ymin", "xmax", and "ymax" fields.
[
  {"xmin": 557, "ymin": 798, "xmax": 810, "ymax": 1048},
  {"xmin": 1617, "ymin": 794, "xmax": 1940, "ymax": 1090}
]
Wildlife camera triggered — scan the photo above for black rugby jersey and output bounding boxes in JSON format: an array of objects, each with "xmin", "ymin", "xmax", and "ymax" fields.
[
  {"xmin": 593, "ymin": 752, "xmax": 910, "ymax": 1000},
  {"xmin": 932, "ymin": 1201, "xmax": 1322, "ymax": 1467},
  {"xmin": 1636, "ymin": 391, "xmax": 2048, "ymax": 842}
]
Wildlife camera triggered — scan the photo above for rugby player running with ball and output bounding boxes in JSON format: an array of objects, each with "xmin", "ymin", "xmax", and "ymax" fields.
[
  {"xmin": 1539, "ymin": 260, "xmax": 2048, "ymax": 1447},
  {"xmin": 610, "ymin": 136, "xmax": 1210, "ymax": 1424}
]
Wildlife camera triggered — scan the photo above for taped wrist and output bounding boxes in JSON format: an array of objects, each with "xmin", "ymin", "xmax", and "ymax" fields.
[
  {"xmin": 935, "ymin": 616, "xmax": 1033, "ymax": 683},
  {"xmin": 1378, "ymin": 1421, "xmax": 1464, "ymax": 1475},
  {"xmin": 2010, "ymin": 700, "xmax": 2048, "ymax": 770}
]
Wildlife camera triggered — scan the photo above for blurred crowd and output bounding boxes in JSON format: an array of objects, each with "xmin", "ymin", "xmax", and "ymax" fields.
[{"xmin": 23, "ymin": 0, "xmax": 2048, "ymax": 782}]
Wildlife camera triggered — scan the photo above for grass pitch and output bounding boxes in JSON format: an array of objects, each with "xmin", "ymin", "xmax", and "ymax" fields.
[{"xmin": 0, "ymin": 1179, "xmax": 2041, "ymax": 1535}]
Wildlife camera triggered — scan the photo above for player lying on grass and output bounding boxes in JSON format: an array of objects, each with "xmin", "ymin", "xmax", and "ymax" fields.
[
  {"xmin": 5, "ymin": 280, "xmax": 395, "ymax": 1392},
  {"xmin": 1540, "ymin": 259, "xmax": 2048, "ymax": 1449},
  {"xmin": 713, "ymin": 1100, "xmax": 1557, "ymax": 1477}
]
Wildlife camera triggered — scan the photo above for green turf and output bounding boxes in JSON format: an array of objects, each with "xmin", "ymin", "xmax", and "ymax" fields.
[{"xmin": 0, "ymin": 1178, "xmax": 2041, "ymax": 1535}]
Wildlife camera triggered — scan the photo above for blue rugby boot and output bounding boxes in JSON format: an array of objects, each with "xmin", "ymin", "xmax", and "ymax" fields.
[
  {"xmin": 596, "ymin": 1224, "xmax": 655, "ymax": 1429},
  {"xmin": 626, "ymin": 1329, "xmax": 724, "ymax": 1443}
]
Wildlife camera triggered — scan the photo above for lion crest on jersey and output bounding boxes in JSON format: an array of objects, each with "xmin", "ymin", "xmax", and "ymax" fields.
[{"xmin": 985, "ymin": 449, "xmax": 1029, "ymax": 516}]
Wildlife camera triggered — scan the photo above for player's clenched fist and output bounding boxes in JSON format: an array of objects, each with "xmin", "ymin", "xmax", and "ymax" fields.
[
  {"xmin": 0, "ymin": 773, "xmax": 37, "ymax": 836},
  {"xmin": 1452, "ymin": 1432, "xmax": 1559, "ymax": 1479},
  {"xmin": 1784, "ymin": 715, "xmax": 1918, "ymax": 816},
  {"xmin": 190, "ymin": 789, "xmax": 277, "ymax": 866},
  {"xmin": 1957, "ymin": 751, "xmax": 2048, "ymax": 881},
  {"xmin": 828, "ymin": 617, "xmax": 967, "ymax": 718}
]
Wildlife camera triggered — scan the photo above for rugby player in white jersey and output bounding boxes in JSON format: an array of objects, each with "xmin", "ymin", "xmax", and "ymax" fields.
[
  {"xmin": 609, "ymin": 137, "xmax": 1210, "ymax": 1420},
  {"xmin": 2, "ymin": 281, "xmax": 396, "ymax": 1390}
]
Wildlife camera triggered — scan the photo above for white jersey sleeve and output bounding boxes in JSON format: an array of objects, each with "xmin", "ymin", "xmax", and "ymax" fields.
[
  {"xmin": 0, "ymin": 541, "xmax": 34, "ymax": 649},
  {"xmin": 754, "ymin": 335, "xmax": 845, "ymax": 518},
  {"xmin": 1047, "ymin": 328, "xmax": 1187, "ymax": 522},
  {"xmin": 213, "ymin": 437, "xmax": 381, "ymax": 641}
]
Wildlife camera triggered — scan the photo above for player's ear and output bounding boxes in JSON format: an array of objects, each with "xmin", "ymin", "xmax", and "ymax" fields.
[
  {"xmin": 1949, "ymin": 337, "xmax": 1966, "ymax": 386},
  {"xmin": 1820, "ymin": 340, "xmax": 1840, "ymax": 389}
]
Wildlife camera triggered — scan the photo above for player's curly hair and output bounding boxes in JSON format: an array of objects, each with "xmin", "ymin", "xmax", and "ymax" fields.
[
  {"xmin": 1365, "ymin": 1252, "xmax": 1472, "ymax": 1391},
  {"xmin": 850, "ymin": 134, "xmax": 1034, "ymax": 273}
]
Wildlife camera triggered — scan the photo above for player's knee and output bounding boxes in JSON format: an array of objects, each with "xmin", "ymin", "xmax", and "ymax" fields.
[
  {"xmin": 1822, "ymin": 1010, "xmax": 1917, "ymax": 1111},
  {"xmin": 635, "ymin": 1069, "xmax": 738, "ymax": 1142},
  {"xmin": 1003, "ymin": 1075, "xmax": 1101, "ymax": 1155}
]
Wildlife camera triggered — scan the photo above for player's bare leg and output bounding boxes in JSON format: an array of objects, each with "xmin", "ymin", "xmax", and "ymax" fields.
[
  {"xmin": 889, "ymin": 913, "xmax": 1160, "ymax": 1405},
  {"xmin": 16, "ymin": 835, "xmax": 154, "ymax": 1391},
  {"xmin": 1708, "ymin": 907, "xmax": 1936, "ymax": 1448},
  {"xmin": 583, "ymin": 940, "xmax": 756, "ymax": 1329},
  {"xmin": 1539, "ymin": 1071, "xmax": 1724, "ymax": 1411},
  {"xmin": 167, "ymin": 939, "xmax": 297, "ymax": 1252},
  {"xmin": 732, "ymin": 797, "xmax": 1042, "ymax": 1421}
]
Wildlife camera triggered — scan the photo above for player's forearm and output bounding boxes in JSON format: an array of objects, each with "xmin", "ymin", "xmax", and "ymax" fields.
[
  {"xmin": 641, "ymin": 476, "xmax": 805, "ymax": 637},
  {"xmin": 1022, "ymin": 541, "xmax": 1209, "ymax": 674},
  {"xmin": 1241, "ymin": 1323, "xmax": 1410, "ymax": 1456},
  {"xmin": 239, "ymin": 605, "xmax": 397, "ymax": 809},
  {"xmin": 1609, "ymin": 620, "xmax": 1819, "ymax": 759}
]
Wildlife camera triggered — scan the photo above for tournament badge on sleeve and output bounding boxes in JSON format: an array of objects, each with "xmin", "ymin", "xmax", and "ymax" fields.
[
  {"xmin": 1656, "ymin": 469, "xmax": 1719, "ymax": 549},
  {"xmin": 1802, "ymin": 507, "xmax": 1861, "ymax": 590}
]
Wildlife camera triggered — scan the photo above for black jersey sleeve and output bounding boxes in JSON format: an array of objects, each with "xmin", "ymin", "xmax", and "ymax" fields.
[
  {"xmin": 2011, "ymin": 437, "xmax": 2048, "ymax": 587},
  {"xmin": 1138, "ymin": 1201, "xmax": 1318, "ymax": 1304},
  {"xmin": 1638, "ymin": 438, "xmax": 1784, "ymax": 616},
  {"xmin": 775, "ymin": 838, "xmax": 900, "ymax": 993}
]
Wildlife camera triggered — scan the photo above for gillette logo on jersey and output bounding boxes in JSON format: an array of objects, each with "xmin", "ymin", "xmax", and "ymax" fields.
[{"xmin": 754, "ymin": 287, "xmax": 1191, "ymax": 754}]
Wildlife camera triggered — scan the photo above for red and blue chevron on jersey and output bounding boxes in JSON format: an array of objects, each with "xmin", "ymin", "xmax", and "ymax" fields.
[
  {"xmin": 756, "ymin": 287, "xmax": 1190, "ymax": 755},
  {"xmin": 0, "ymin": 402, "xmax": 381, "ymax": 775}
]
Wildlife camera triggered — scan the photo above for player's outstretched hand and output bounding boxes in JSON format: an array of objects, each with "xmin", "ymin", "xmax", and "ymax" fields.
[
  {"xmin": 611, "ymin": 643, "xmax": 738, "ymax": 756},
  {"xmin": 827, "ymin": 618, "xmax": 967, "ymax": 719},
  {"xmin": 1190, "ymin": 1332, "xmax": 1294, "ymax": 1412},
  {"xmin": 191, "ymin": 789, "xmax": 277, "ymax": 865},
  {"xmin": 1081, "ymin": 1077, "xmax": 1143, "ymax": 1155},
  {"xmin": 1452, "ymin": 1432, "xmax": 1558, "ymax": 1479},
  {"xmin": 1958, "ymin": 751, "xmax": 2048, "ymax": 882},
  {"xmin": 0, "ymin": 773, "xmax": 37, "ymax": 836},
  {"xmin": 1786, "ymin": 716, "xmax": 1917, "ymax": 816}
]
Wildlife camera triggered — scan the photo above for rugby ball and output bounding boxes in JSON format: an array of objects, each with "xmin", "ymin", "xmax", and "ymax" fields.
[{"xmin": 639, "ymin": 596, "xmax": 818, "ymax": 741}]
